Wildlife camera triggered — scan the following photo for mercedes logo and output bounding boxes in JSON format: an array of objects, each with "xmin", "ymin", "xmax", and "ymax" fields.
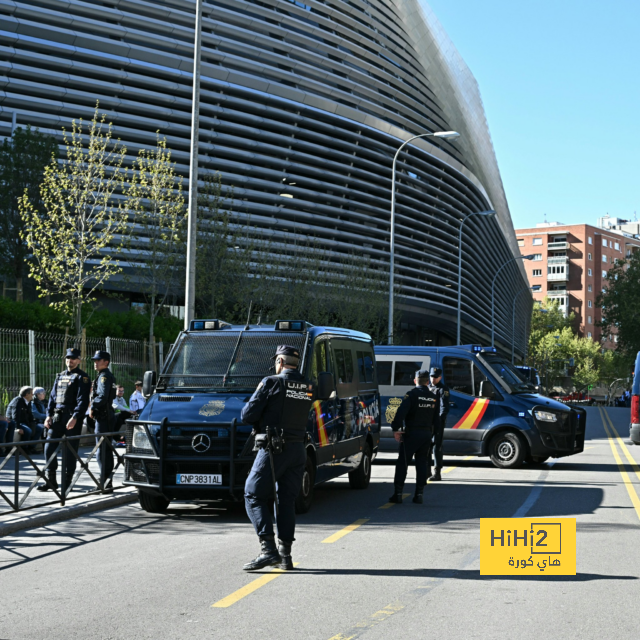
[{"xmin": 191, "ymin": 433, "xmax": 211, "ymax": 453}]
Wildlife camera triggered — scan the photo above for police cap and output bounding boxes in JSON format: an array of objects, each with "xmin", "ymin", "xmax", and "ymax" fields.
[
  {"xmin": 91, "ymin": 350, "xmax": 111, "ymax": 361},
  {"xmin": 415, "ymin": 369, "xmax": 431, "ymax": 379},
  {"xmin": 429, "ymin": 367, "xmax": 443, "ymax": 377},
  {"xmin": 65, "ymin": 348, "xmax": 81, "ymax": 359},
  {"xmin": 272, "ymin": 345, "xmax": 300, "ymax": 360}
]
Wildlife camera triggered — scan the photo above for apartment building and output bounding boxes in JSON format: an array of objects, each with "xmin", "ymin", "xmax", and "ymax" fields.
[{"xmin": 514, "ymin": 222, "xmax": 640, "ymax": 344}]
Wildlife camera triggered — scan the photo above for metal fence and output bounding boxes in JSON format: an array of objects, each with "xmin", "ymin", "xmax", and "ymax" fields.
[{"xmin": 0, "ymin": 329, "xmax": 165, "ymax": 413}]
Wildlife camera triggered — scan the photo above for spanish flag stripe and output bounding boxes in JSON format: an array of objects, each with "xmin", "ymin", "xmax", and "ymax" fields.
[
  {"xmin": 314, "ymin": 400, "xmax": 329, "ymax": 446},
  {"xmin": 452, "ymin": 398, "xmax": 490, "ymax": 430}
]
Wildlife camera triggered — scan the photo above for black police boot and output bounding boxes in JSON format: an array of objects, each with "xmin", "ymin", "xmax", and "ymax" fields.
[
  {"xmin": 388, "ymin": 487, "xmax": 403, "ymax": 503},
  {"xmin": 37, "ymin": 472, "xmax": 58, "ymax": 492},
  {"xmin": 430, "ymin": 468, "xmax": 442, "ymax": 482},
  {"xmin": 413, "ymin": 491, "xmax": 424, "ymax": 504},
  {"xmin": 243, "ymin": 537, "xmax": 281, "ymax": 571},
  {"xmin": 278, "ymin": 540, "xmax": 294, "ymax": 571}
]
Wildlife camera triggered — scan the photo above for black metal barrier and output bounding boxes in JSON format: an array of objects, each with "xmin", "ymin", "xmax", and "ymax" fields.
[{"xmin": 0, "ymin": 431, "xmax": 125, "ymax": 513}]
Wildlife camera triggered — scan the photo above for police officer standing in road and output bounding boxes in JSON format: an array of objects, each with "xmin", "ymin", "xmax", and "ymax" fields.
[
  {"xmin": 37, "ymin": 348, "xmax": 91, "ymax": 492},
  {"xmin": 89, "ymin": 350, "xmax": 117, "ymax": 492},
  {"xmin": 428, "ymin": 366, "xmax": 450, "ymax": 481},
  {"xmin": 241, "ymin": 345, "xmax": 314, "ymax": 572},
  {"xmin": 389, "ymin": 369, "xmax": 444, "ymax": 504}
]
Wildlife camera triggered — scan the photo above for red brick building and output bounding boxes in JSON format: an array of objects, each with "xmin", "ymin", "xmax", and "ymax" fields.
[{"xmin": 514, "ymin": 222, "xmax": 640, "ymax": 344}]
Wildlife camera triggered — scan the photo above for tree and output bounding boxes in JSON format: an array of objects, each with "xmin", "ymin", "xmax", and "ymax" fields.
[
  {"xmin": 0, "ymin": 125, "xmax": 57, "ymax": 300},
  {"xmin": 597, "ymin": 252, "xmax": 640, "ymax": 354},
  {"xmin": 573, "ymin": 356, "xmax": 600, "ymax": 393},
  {"xmin": 19, "ymin": 105, "xmax": 128, "ymax": 334},
  {"xmin": 126, "ymin": 134, "xmax": 186, "ymax": 347}
]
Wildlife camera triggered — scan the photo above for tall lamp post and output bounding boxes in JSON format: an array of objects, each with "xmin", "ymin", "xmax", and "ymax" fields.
[
  {"xmin": 184, "ymin": 0, "xmax": 204, "ymax": 330},
  {"xmin": 456, "ymin": 210, "xmax": 496, "ymax": 345},
  {"xmin": 512, "ymin": 286, "xmax": 536, "ymax": 363},
  {"xmin": 491, "ymin": 254, "xmax": 536, "ymax": 347},
  {"xmin": 387, "ymin": 130, "xmax": 460, "ymax": 344}
]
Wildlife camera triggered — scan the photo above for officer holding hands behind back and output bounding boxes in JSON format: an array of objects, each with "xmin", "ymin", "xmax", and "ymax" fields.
[
  {"xmin": 241, "ymin": 345, "xmax": 315, "ymax": 572},
  {"xmin": 89, "ymin": 350, "xmax": 117, "ymax": 492},
  {"xmin": 38, "ymin": 348, "xmax": 91, "ymax": 492},
  {"xmin": 428, "ymin": 366, "xmax": 450, "ymax": 482},
  {"xmin": 389, "ymin": 368, "xmax": 444, "ymax": 504}
]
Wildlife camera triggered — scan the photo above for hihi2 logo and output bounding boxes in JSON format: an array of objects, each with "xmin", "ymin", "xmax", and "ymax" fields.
[{"xmin": 480, "ymin": 518, "xmax": 576, "ymax": 575}]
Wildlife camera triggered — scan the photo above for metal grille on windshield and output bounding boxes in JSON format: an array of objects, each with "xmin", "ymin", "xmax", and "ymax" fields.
[{"xmin": 157, "ymin": 331, "xmax": 308, "ymax": 390}]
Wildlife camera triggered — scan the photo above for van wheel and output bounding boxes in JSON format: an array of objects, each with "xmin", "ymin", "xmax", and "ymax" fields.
[
  {"xmin": 489, "ymin": 431, "xmax": 525, "ymax": 469},
  {"xmin": 138, "ymin": 490, "xmax": 170, "ymax": 513},
  {"xmin": 295, "ymin": 452, "xmax": 315, "ymax": 514},
  {"xmin": 349, "ymin": 442, "xmax": 372, "ymax": 489}
]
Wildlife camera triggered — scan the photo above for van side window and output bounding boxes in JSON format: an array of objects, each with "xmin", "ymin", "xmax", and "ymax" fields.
[
  {"xmin": 377, "ymin": 361, "xmax": 392, "ymax": 385},
  {"xmin": 310, "ymin": 340, "xmax": 329, "ymax": 383},
  {"xmin": 394, "ymin": 361, "xmax": 422, "ymax": 385},
  {"xmin": 356, "ymin": 350, "xmax": 375, "ymax": 383},
  {"xmin": 334, "ymin": 349, "xmax": 354, "ymax": 384},
  {"xmin": 473, "ymin": 365, "xmax": 490, "ymax": 397},
  {"xmin": 443, "ymin": 358, "xmax": 473, "ymax": 396}
]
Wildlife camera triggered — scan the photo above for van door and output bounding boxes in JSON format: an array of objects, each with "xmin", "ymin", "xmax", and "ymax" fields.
[
  {"xmin": 308, "ymin": 338, "xmax": 336, "ymax": 466},
  {"xmin": 441, "ymin": 357, "xmax": 494, "ymax": 454}
]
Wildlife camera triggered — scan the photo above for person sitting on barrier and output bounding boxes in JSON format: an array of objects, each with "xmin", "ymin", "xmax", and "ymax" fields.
[
  {"xmin": 4, "ymin": 387, "xmax": 43, "ymax": 451},
  {"xmin": 31, "ymin": 387, "xmax": 47, "ymax": 428},
  {"xmin": 37, "ymin": 348, "xmax": 91, "ymax": 493}
]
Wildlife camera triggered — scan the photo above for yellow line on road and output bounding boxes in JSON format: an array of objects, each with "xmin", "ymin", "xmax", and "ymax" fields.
[
  {"xmin": 328, "ymin": 601, "xmax": 405, "ymax": 640},
  {"xmin": 601, "ymin": 409, "xmax": 640, "ymax": 483},
  {"xmin": 379, "ymin": 493, "xmax": 411, "ymax": 509},
  {"xmin": 211, "ymin": 563, "xmax": 299, "ymax": 608},
  {"xmin": 600, "ymin": 408, "xmax": 640, "ymax": 523},
  {"xmin": 322, "ymin": 519, "xmax": 369, "ymax": 543}
]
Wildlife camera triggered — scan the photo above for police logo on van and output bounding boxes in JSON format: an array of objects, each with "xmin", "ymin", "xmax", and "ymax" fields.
[
  {"xmin": 386, "ymin": 397, "xmax": 403, "ymax": 423},
  {"xmin": 199, "ymin": 400, "xmax": 226, "ymax": 417}
]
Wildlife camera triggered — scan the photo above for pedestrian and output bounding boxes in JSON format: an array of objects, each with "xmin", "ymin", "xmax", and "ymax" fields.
[
  {"xmin": 113, "ymin": 385, "xmax": 133, "ymax": 431},
  {"xmin": 428, "ymin": 366, "xmax": 450, "ymax": 482},
  {"xmin": 37, "ymin": 348, "xmax": 91, "ymax": 492},
  {"xmin": 129, "ymin": 381, "xmax": 146, "ymax": 416},
  {"xmin": 389, "ymin": 369, "xmax": 444, "ymax": 504},
  {"xmin": 4, "ymin": 387, "xmax": 43, "ymax": 449},
  {"xmin": 241, "ymin": 345, "xmax": 314, "ymax": 572},
  {"xmin": 89, "ymin": 350, "xmax": 117, "ymax": 492},
  {"xmin": 31, "ymin": 387, "xmax": 47, "ymax": 427}
]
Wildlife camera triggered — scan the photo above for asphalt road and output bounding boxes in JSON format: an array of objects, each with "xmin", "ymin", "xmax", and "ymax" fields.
[{"xmin": 1, "ymin": 406, "xmax": 639, "ymax": 640}]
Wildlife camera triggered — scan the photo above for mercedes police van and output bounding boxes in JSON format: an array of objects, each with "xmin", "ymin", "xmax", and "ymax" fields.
[
  {"xmin": 375, "ymin": 344, "xmax": 586, "ymax": 468},
  {"xmin": 124, "ymin": 320, "xmax": 380, "ymax": 513}
]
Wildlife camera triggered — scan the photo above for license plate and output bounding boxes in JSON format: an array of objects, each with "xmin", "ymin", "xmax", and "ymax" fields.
[{"xmin": 176, "ymin": 473, "xmax": 222, "ymax": 485}]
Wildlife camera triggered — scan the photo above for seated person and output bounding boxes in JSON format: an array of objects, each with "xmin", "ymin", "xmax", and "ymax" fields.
[
  {"xmin": 4, "ymin": 387, "xmax": 43, "ymax": 449},
  {"xmin": 113, "ymin": 385, "xmax": 133, "ymax": 434},
  {"xmin": 31, "ymin": 387, "xmax": 47, "ymax": 427}
]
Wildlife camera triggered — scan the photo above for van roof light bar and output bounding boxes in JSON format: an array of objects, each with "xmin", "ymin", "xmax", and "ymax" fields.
[
  {"xmin": 189, "ymin": 319, "xmax": 231, "ymax": 331},
  {"xmin": 275, "ymin": 320, "xmax": 306, "ymax": 331}
]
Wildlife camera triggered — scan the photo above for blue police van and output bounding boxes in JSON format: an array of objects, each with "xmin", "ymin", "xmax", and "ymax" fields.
[
  {"xmin": 124, "ymin": 320, "xmax": 380, "ymax": 513},
  {"xmin": 375, "ymin": 345, "xmax": 586, "ymax": 468}
]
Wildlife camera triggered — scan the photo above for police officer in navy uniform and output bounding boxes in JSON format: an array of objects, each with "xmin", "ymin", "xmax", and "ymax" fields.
[
  {"xmin": 389, "ymin": 368, "xmax": 444, "ymax": 504},
  {"xmin": 37, "ymin": 348, "xmax": 91, "ymax": 492},
  {"xmin": 89, "ymin": 350, "xmax": 117, "ymax": 492},
  {"xmin": 429, "ymin": 366, "xmax": 450, "ymax": 481},
  {"xmin": 241, "ymin": 345, "xmax": 314, "ymax": 572}
]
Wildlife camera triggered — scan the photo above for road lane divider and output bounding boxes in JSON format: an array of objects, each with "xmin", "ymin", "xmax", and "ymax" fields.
[
  {"xmin": 322, "ymin": 519, "xmax": 369, "ymax": 543},
  {"xmin": 600, "ymin": 408, "xmax": 640, "ymax": 523},
  {"xmin": 378, "ymin": 493, "xmax": 411, "ymax": 510},
  {"xmin": 328, "ymin": 602, "xmax": 405, "ymax": 640},
  {"xmin": 211, "ymin": 564, "xmax": 300, "ymax": 608},
  {"xmin": 601, "ymin": 409, "xmax": 640, "ymax": 482}
]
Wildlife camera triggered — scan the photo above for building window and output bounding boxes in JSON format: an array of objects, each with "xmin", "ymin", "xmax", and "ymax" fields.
[
  {"xmin": 602, "ymin": 238, "xmax": 607, "ymax": 247},
  {"xmin": 532, "ymin": 238, "xmax": 542, "ymax": 246},
  {"xmin": 588, "ymin": 284, "xmax": 592, "ymax": 292},
  {"xmin": 517, "ymin": 238, "xmax": 524, "ymax": 247},
  {"xmin": 588, "ymin": 300, "xmax": 592, "ymax": 308},
  {"xmin": 602, "ymin": 270, "xmax": 607, "ymax": 278},
  {"xmin": 588, "ymin": 253, "xmax": 592, "ymax": 260},
  {"xmin": 587, "ymin": 316, "xmax": 592, "ymax": 324},
  {"xmin": 588, "ymin": 268, "xmax": 592, "ymax": 276},
  {"xmin": 588, "ymin": 237, "xmax": 593, "ymax": 245},
  {"xmin": 532, "ymin": 269, "xmax": 542, "ymax": 277},
  {"xmin": 602, "ymin": 255, "xmax": 607, "ymax": 263},
  {"xmin": 588, "ymin": 331, "xmax": 592, "ymax": 338},
  {"xmin": 615, "ymin": 242, "xmax": 620, "ymax": 251},
  {"xmin": 532, "ymin": 254, "xmax": 542, "ymax": 261}
]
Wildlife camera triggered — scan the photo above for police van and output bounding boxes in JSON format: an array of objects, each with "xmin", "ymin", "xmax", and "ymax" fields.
[
  {"xmin": 125, "ymin": 320, "xmax": 380, "ymax": 513},
  {"xmin": 375, "ymin": 345, "xmax": 586, "ymax": 468}
]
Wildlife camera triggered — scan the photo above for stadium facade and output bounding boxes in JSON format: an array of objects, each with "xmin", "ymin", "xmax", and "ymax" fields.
[{"xmin": 0, "ymin": 0, "xmax": 531, "ymax": 357}]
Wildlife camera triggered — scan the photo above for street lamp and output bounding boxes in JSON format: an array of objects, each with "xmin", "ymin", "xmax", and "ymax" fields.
[
  {"xmin": 387, "ymin": 130, "xmax": 460, "ymax": 344},
  {"xmin": 456, "ymin": 210, "xmax": 496, "ymax": 345},
  {"xmin": 184, "ymin": 0, "xmax": 204, "ymax": 330},
  {"xmin": 491, "ymin": 254, "xmax": 537, "ymax": 347},
  {"xmin": 512, "ymin": 286, "xmax": 536, "ymax": 363}
]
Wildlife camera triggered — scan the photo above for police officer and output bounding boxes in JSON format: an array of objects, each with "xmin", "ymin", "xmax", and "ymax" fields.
[
  {"xmin": 428, "ymin": 366, "xmax": 450, "ymax": 481},
  {"xmin": 89, "ymin": 350, "xmax": 117, "ymax": 492},
  {"xmin": 37, "ymin": 348, "xmax": 91, "ymax": 492},
  {"xmin": 241, "ymin": 345, "xmax": 314, "ymax": 572},
  {"xmin": 389, "ymin": 369, "xmax": 444, "ymax": 504}
]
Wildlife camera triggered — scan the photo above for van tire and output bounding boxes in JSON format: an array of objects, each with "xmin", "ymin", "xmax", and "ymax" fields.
[
  {"xmin": 489, "ymin": 431, "xmax": 526, "ymax": 469},
  {"xmin": 349, "ymin": 442, "xmax": 372, "ymax": 489},
  {"xmin": 295, "ymin": 452, "xmax": 315, "ymax": 514},
  {"xmin": 138, "ymin": 490, "xmax": 170, "ymax": 513}
]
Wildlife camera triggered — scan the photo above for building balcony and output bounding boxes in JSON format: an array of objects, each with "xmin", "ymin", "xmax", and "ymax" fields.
[
  {"xmin": 547, "ymin": 291, "xmax": 569, "ymax": 316},
  {"xmin": 547, "ymin": 261, "xmax": 569, "ymax": 281},
  {"xmin": 548, "ymin": 241, "xmax": 569, "ymax": 250}
]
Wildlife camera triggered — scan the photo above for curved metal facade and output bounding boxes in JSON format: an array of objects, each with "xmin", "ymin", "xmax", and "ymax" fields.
[{"xmin": 0, "ymin": 0, "xmax": 531, "ymax": 356}]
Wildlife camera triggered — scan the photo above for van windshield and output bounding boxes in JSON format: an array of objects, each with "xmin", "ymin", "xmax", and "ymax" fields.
[
  {"xmin": 158, "ymin": 331, "xmax": 308, "ymax": 391},
  {"xmin": 482, "ymin": 355, "xmax": 536, "ymax": 394}
]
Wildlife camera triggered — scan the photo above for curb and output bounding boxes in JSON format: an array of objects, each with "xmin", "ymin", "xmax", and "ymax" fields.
[{"xmin": 0, "ymin": 489, "xmax": 138, "ymax": 538}]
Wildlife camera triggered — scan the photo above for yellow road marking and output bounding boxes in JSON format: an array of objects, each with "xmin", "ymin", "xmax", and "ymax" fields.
[
  {"xmin": 601, "ymin": 409, "xmax": 640, "ymax": 482},
  {"xmin": 211, "ymin": 563, "xmax": 299, "ymax": 608},
  {"xmin": 328, "ymin": 601, "xmax": 405, "ymax": 640},
  {"xmin": 600, "ymin": 408, "xmax": 640, "ymax": 523},
  {"xmin": 379, "ymin": 493, "xmax": 411, "ymax": 509},
  {"xmin": 322, "ymin": 519, "xmax": 369, "ymax": 543},
  {"xmin": 442, "ymin": 455, "xmax": 474, "ymax": 474}
]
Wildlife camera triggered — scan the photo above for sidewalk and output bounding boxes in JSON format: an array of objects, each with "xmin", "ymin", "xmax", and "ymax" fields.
[{"xmin": 0, "ymin": 444, "xmax": 138, "ymax": 537}]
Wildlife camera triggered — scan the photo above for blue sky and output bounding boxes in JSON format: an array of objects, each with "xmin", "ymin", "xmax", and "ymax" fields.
[{"xmin": 425, "ymin": 0, "xmax": 640, "ymax": 230}]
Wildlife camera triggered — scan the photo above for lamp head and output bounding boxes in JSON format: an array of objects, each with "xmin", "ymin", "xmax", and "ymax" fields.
[
  {"xmin": 522, "ymin": 254, "xmax": 537, "ymax": 260},
  {"xmin": 433, "ymin": 131, "xmax": 460, "ymax": 139}
]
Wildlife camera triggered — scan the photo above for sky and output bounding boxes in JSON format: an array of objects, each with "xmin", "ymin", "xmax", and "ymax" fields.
[{"xmin": 424, "ymin": 0, "xmax": 640, "ymax": 230}]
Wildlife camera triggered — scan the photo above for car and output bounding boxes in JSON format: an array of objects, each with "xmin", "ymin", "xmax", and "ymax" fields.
[
  {"xmin": 124, "ymin": 319, "xmax": 381, "ymax": 513},
  {"xmin": 375, "ymin": 344, "xmax": 587, "ymax": 468},
  {"xmin": 630, "ymin": 351, "xmax": 640, "ymax": 445}
]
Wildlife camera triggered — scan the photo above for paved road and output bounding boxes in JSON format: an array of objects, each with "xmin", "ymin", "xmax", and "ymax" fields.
[{"xmin": 1, "ymin": 407, "xmax": 639, "ymax": 640}]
